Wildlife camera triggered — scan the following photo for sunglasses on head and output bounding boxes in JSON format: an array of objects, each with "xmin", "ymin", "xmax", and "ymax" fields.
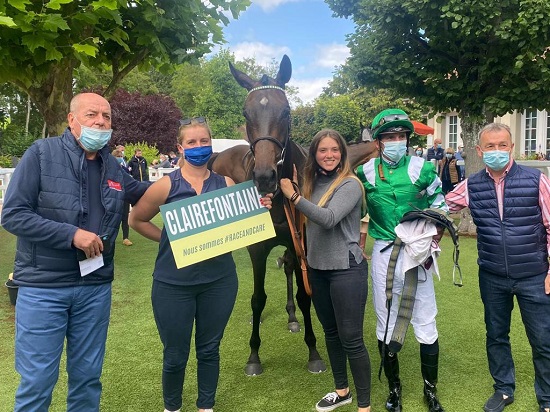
[{"xmin": 180, "ymin": 116, "xmax": 206, "ymax": 126}]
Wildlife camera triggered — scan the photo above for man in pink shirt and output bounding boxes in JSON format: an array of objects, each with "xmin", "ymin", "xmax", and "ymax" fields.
[{"xmin": 446, "ymin": 123, "xmax": 550, "ymax": 412}]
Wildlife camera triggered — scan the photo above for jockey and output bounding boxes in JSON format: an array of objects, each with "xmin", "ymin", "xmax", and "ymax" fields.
[{"xmin": 356, "ymin": 109, "xmax": 448, "ymax": 412}]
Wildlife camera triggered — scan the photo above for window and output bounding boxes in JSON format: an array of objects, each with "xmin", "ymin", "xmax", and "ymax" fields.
[
  {"xmin": 447, "ymin": 115, "xmax": 459, "ymax": 149},
  {"xmin": 524, "ymin": 109, "xmax": 538, "ymax": 156}
]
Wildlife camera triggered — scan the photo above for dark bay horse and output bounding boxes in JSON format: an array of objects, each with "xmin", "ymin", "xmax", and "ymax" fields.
[{"xmin": 211, "ymin": 55, "xmax": 326, "ymax": 376}]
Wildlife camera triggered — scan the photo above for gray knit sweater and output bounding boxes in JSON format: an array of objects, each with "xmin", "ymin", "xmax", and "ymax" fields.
[{"xmin": 296, "ymin": 174, "xmax": 364, "ymax": 270}]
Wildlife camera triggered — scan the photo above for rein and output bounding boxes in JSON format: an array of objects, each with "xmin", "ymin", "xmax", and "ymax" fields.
[{"xmin": 283, "ymin": 185, "xmax": 311, "ymax": 296}]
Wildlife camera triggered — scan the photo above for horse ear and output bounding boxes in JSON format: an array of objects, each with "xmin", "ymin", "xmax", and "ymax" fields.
[
  {"xmin": 229, "ymin": 61, "xmax": 256, "ymax": 91},
  {"xmin": 276, "ymin": 55, "xmax": 292, "ymax": 86}
]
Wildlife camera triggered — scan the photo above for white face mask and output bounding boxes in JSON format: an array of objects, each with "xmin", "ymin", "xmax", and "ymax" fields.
[
  {"xmin": 74, "ymin": 119, "xmax": 112, "ymax": 152},
  {"xmin": 382, "ymin": 140, "xmax": 407, "ymax": 163}
]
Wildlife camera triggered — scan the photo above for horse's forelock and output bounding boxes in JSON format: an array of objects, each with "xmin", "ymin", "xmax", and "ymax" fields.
[{"xmin": 260, "ymin": 74, "xmax": 270, "ymax": 85}]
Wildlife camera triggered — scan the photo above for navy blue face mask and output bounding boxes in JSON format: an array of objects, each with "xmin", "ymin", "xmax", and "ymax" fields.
[{"xmin": 184, "ymin": 145, "xmax": 213, "ymax": 166}]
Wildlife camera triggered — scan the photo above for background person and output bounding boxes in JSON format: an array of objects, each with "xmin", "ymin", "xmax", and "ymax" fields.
[
  {"xmin": 281, "ymin": 129, "xmax": 371, "ymax": 412},
  {"xmin": 438, "ymin": 147, "xmax": 462, "ymax": 194},
  {"xmin": 454, "ymin": 146, "xmax": 465, "ymax": 180},
  {"xmin": 112, "ymin": 148, "xmax": 133, "ymax": 246},
  {"xmin": 116, "ymin": 144, "xmax": 128, "ymax": 166},
  {"xmin": 128, "ymin": 148, "xmax": 149, "ymax": 181},
  {"xmin": 129, "ymin": 117, "xmax": 272, "ymax": 412},
  {"xmin": 427, "ymin": 138, "xmax": 445, "ymax": 162},
  {"xmin": 1, "ymin": 92, "xmax": 149, "ymax": 412},
  {"xmin": 356, "ymin": 109, "xmax": 448, "ymax": 412},
  {"xmin": 154, "ymin": 154, "xmax": 173, "ymax": 169},
  {"xmin": 445, "ymin": 123, "xmax": 550, "ymax": 412},
  {"xmin": 415, "ymin": 146, "xmax": 426, "ymax": 159}
]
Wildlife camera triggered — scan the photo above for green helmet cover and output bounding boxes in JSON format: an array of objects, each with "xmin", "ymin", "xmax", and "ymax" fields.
[{"xmin": 371, "ymin": 108, "xmax": 414, "ymax": 140}]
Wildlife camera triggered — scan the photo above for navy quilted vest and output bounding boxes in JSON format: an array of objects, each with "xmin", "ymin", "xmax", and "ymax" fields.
[{"xmin": 468, "ymin": 162, "xmax": 548, "ymax": 278}]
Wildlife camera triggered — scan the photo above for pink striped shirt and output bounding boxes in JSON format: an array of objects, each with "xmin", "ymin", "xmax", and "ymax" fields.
[{"xmin": 445, "ymin": 160, "xmax": 550, "ymax": 263}]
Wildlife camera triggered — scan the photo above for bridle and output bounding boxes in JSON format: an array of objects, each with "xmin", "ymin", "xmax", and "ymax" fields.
[{"xmin": 245, "ymin": 85, "xmax": 291, "ymax": 177}]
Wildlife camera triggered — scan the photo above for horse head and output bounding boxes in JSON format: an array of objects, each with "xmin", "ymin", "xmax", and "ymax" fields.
[{"xmin": 229, "ymin": 55, "xmax": 292, "ymax": 194}]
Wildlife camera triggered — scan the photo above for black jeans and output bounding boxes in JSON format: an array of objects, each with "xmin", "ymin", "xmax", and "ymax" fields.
[
  {"xmin": 309, "ymin": 253, "xmax": 371, "ymax": 407},
  {"xmin": 151, "ymin": 275, "xmax": 238, "ymax": 411}
]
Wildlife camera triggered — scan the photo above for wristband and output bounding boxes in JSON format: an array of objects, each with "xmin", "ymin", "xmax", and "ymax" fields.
[{"xmin": 290, "ymin": 192, "xmax": 299, "ymax": 202}]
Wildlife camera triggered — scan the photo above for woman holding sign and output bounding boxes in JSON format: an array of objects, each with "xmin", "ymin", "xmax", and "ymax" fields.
[
  {"xmin": 129, "ymin": 117, "xmax": 272, "ymax": 412},
  {"xmin": 280, "ymin": 129, "xmax": 371, "ymax": 412}
]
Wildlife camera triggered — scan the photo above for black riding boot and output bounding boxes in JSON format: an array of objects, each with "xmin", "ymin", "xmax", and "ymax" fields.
[
  {"xmin": 420, "ymin": 351, "xmax": 445, "ymax": 412},
  {"xmin": 379, "ymin": 340, "xmax": 402, "ymax": 412}
]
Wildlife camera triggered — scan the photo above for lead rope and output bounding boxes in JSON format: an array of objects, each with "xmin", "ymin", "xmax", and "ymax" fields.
[{"xmin": 283, "ymin": 194, "xmax": 311, "ymax": 296}]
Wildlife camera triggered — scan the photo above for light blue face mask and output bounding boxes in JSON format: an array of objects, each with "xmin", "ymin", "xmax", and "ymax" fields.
[
  {"xmin": 445, "ymin": 153, "xmax": 453, "ymax": 159},
  {"xmin": 75, "ymin": 121, "xmax": 112, "ymax": 152},
  {"xmin": 482, "ymin": 150, "xmax": 510, "ymax": 171},
  {"xmin": 382, "ymin": 140, "xmax": 407, "ymax": 163}
]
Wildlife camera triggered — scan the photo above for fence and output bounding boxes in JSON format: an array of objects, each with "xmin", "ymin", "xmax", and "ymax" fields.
[
  {"xmin": 0, "ymin": 168, "xmax": 15, "ymax": 205},
  {"xmin": 2, "ymin": 160, "xmax": 549, "ymax": 208}
]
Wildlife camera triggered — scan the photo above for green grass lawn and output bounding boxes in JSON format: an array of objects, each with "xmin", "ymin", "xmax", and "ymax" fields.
[{"xmin": 0, "ymin": 224, "xmax": 539, "ymax": 412}]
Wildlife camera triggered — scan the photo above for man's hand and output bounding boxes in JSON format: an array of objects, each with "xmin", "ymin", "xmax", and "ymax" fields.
[
  {"xmin": 432, "ymin": 225, "xmax": 445, "ymax": 244},
  {"xmin": 73, "ymin": 229, "xmax": 104, "ymax": 259}
]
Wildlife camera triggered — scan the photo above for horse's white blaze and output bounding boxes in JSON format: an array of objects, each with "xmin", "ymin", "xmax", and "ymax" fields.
[{"xmin": 260, "ymin": 97, "xmax": 268, "ymax": 106}]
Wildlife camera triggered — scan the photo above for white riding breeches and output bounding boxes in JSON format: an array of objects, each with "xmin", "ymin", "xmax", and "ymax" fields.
[{"xmin": 372, "ymin": 239, "xmax": 439, "ymax": 345}]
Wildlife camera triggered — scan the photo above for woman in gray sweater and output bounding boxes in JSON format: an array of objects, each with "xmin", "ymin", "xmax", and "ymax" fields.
[{"xmin": 281, "ymin": 129, "xmax": 371, "ymax": 412}]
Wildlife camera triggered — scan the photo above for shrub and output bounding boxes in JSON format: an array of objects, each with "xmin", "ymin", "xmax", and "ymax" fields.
[
  {"xmin": 0, "ymin": 155, "xmax": 12, "ymax": 167},
  {"xmin": 0, "ymin": 125, "xmax": 39, "ymax": 157}
]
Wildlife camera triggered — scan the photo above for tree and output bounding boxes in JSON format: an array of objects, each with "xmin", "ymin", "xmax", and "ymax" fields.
[
  {"xmin": 109, "ymin": 90, "xmax": 182, "ymax": 154},
  {"xmin": 291, "ymin": 104, "xmax": 317, "ymax": 145},
  {"xmin": 171, "ymin": 50, "xmax": 302, "ymax": 140},
  {"xmin": 74, "ymin": 66, "xmax": 171, "ymax": 96},
  {"xmin": 326, "ymin": 0, "xmax": 550, "ymax": 173},
  {"xmin": 0, "ymin": 0, "xmax": 248, "ymax": 136},
  {"xmin": 0, "ymin": 83, "xmax": 44, "ymax": 137},
  {"xmin": 321, "ymin": 69, "xmax": 430, "ymax": 147},
  {"xmin": 313, "ymin": 94, "xmax": 363, "ymax": 143},
  {"xmin": 189, "ymin": 50, "xmax": 248, "ymax": 139}
]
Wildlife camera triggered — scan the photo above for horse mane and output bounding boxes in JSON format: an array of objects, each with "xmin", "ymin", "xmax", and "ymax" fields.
[{"xmin": 260, "ymin": 74, "xmax": 270, "ymax": 85}]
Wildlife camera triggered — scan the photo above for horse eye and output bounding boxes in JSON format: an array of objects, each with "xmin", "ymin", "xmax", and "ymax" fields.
[{"xmin": 242, "ymin": 110, "xmax": 249, "ymax": 120}]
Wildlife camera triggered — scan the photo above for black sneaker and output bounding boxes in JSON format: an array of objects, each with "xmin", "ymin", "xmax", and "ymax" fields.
[
  {"xmin": 483, "ymin": 391, "xmax": 514, "ymax": 412},
  {"xmin": 315, "ymin": 391, "xmax": 352, "ymax": 412}
]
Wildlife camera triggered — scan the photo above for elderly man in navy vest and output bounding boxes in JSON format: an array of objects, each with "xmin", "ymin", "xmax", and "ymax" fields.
[
  {"xmin": 1, "ymin": 93, "xmax": 150, "ymax": 412},
  {"xmin": 445, "ymin": 123, "xmax": 550, "ymax": 412}
]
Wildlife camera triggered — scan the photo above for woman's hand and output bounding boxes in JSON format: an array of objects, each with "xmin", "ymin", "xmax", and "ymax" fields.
[
  {"xmin": 260, "ymin": 193, "xmax": 274, "ymax": 210},
  {"xmin": 280, "ymin": 178, "xmax": 295, "ymax": 199}
]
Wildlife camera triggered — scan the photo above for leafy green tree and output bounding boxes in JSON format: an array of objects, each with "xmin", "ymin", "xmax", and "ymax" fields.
[
  {"xmin": 174, "ymin": 51, "xmax": 302, "ymax": 140},
  {"xmin": 326, "ymin": 0, "xmax": 550, "ymax": 173},
  {"xmin": 0, "ymin": 83, "xmax": 44, "ymax": 137},
  {"xmin": 189, "ymin": 50, "xmax": 246, "ymax": 139},
  {"xmin": 0, "ymin": 0, "xmax": 249, "ymax": 136},
  {"xmin": 74, "ymin": 66, "xmax": 171, "ymax": 96},
  {"xmin": 0, "ymin": 125, "xmax": 39, "ymax": 158},
  {"xmin": 291, "ymin": 104, "xmax": 318, "ymax": 145},
  {"xmin": 313, "ymin": 94, "xmax": 362, "ymax": 143}
]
